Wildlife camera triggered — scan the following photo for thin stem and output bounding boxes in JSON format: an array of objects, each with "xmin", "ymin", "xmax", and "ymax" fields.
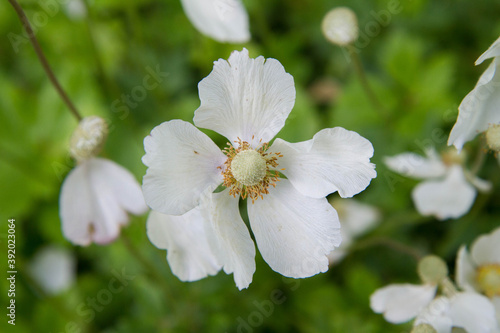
[
  {"xmin": 8, "ymin": 0, "xmax": 82, "ymax": 121},
  {"xmin": 121, "ymin": 233, "xmax": 176, "ymax": 302},
  {"xmin": 349, "ymin": 236, "xmax": 423, "ymax": 262},
  {"xmin": 346, "ymin": 44, "xmax": 387, "ymax": 117},
  {"xmin": 470, "ymin": 137, "xmax": 488, "ymax": 176}
]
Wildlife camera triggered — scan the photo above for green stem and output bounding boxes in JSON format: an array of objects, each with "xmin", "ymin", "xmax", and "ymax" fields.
[
  {"xmin": 121, "ymin": 233, "xmax": 176, "ymax": 303},
  {"xmin": 346, "ymin": 44, "xmax": 387, "ymax": 118},
  {"xmin": 349, "ymin": 236, "xmax": 423, "ymax": 262},
  {"xmin": 8, "ymin": 0, "xmax": 82, "ymax": 121}
]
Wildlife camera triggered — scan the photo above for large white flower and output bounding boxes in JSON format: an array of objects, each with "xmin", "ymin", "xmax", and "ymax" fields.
[
  {"xmin": 456, "ymin": 227, "xmax": 500, "ymax": 323},
  {"xmin": 180, "ymin": 0, "xmax": 250, "ymax": 43},
  {"xmin": 60, "ymin": 116, "xmax": 148, "ymax": 246},
  {"xmin": 142, "ymin": 49, "xmax": 376, "ymax": 289},
  {"xmin": 327, "ymin": 198, "xmax": 379, "ymax": 264},
  {"xmin": 448, "ymin": 36, "xmax": 500, "ymax": 151},
  {"xmin": 384, "ymin": 148, "xmax": 491, "ymax": 220}
]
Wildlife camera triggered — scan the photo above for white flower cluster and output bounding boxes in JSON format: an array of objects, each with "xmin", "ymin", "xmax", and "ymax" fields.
[{"xmin": 371, "ymin": 228, "xmax": 500, "ymax": 332}]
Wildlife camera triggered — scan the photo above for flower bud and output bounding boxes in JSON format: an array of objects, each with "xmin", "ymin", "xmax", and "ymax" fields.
[
  {"xmin": 70, "ymin": 116, "xmax": 108, "ymax": 162},
  {"xmin": 417, "ymin": 255, "xmax": 448, "ymax": 285},
  {"xmin": 485, "ymin": 124, "xmax": 500, "ymax": 152},
  {"xmin": 411, "ymin": 324, "xmax": 437, "ymax": 333},
  {"xmin": 321, "ymin": 7, "xmax": 359, "ymax": 46}
]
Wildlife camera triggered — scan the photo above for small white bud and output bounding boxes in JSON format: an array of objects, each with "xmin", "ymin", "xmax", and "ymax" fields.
[
  {"xmin": 417, "ymin": 255, "xmax": 448, "ymax": 285},
  {"xmin": 321, "ymin": 7, "xmax": 359, "ymax": 46},
  {"xmin": 70, "ymin": 116, "xmax": 108, "ymax": 162},
  {"xmin": 485, "ymin": 124, "xmax": 500, "ymax": 152}
]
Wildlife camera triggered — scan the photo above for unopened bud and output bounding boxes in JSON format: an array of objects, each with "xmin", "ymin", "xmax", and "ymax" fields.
[
  {"xmin": 321, "ymin": 7, "xmax": 358, "ymax": 46},
  {"xmin": 418, "ymin": 255, "xmax": 448, "ymax": 285},
  {"xmin": 485, "ymin": 124, "xmax": 500, "ymax": 152},
  {"xmin": 70, "ymin": 116, "xmax": 108, "ymax": 162},
  {"xmin": 411, "ymin": 323, "xmax": 437, "ymax": 333}
]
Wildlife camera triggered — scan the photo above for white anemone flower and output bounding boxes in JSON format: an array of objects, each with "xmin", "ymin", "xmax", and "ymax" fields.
[
  {"xmin": 28, "ymin": 246, "xmax": 76, "ymax": 295},
  {"xmin": 180, "ymin": 0, "xmax": 250, "ymax": 43},
  {"xmin": 327, "ymin": 198, "xmax": 380, "ymax": 264},
  {"xmin": 456, "ymin": 227, "xmax": 500, "ymax": 323},
  {"xmin": 370, "ymin": 283, "xmax": 438, "ymax": 324},
  {"xmin": 384, "ymin": 148, "xmax": 491, "ymax": 220},
  {"xmin": 60, "ymin": 116, "xmax": 148, "ymax": 246},
  {"xmin": 142, "ymin": 49, "xmax": 376, "ymax": 289},
  {"xmin": 414, "ymin": 293, "xmax": 498, "ymax": 333},
  {"xmin": 448, "ymin": 36, "xmax": 500, "ymax": 151}
]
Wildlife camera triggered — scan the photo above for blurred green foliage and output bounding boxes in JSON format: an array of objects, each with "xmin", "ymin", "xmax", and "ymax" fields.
[{"xmin": 1, "ymin": 0, "xmax": 500, "ymax": 332}]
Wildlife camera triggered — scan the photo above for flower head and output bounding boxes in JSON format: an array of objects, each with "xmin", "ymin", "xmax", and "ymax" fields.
[
  {"xmin": 448, "ymin": 36, "xmax": 500, "ymax": 151},
  {"xmin": 322, "ymin": 7, "xmax": 359, "ymax": 46},
  {"xmin": 384, "ymin": 147, "xmax": 491, "ymax": 220},
  {"xmin": 142, "ymin": 49, "xmax": 376, "ymax": 289},
  {"xmin": 456, "ymin": 227, "xmax": 500, "ymax": 323},
  {"xmin": 60, "ymin": 116, "xmax": 148, "ymax": 245},
  {"xmin": 180, "ymin": 0, "xmax": 250, "ymax": 43}
]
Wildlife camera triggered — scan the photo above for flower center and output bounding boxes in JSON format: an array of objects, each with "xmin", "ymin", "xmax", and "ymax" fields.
[
  {"xmin": 221, "ymin": 138, "xmax": 283, "ymax": 202},
  {"xmin": 476, "ymin": 264, "xmax": 500, "ymax": 298},
  {"xmin": 485, "ymin": 124, "xmax": 500, "ymax": 152},
  {"xmin": 231, "ymin": 150, "xmax": 267, "ymax": 186}
]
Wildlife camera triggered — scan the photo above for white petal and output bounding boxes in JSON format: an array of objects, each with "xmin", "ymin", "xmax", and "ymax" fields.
[
  {"xmin": 205, "ymin": 191, "xmax": 256, "ymax": 290},
  {"xmin": 271, "ymin": 127, "xmax": 376, "ymax": 198},
  {"xmin": 455, "ymin": 245, "xmax": 479, "ymax": 292},
  {"xmin": 60, "ymin": 158, "xmax": 147, "ymax": 245},
  {"xmin": 448, "ymin": 59, "xmax": 500, "ymax": 151},
  {"xmin": 450, "ymin": 292, "xmax": 498, "ymax": 333},
  {"xmin": 332, "ymin": 198, "xmax": 380, "ymax": 238},
  {"xmin": 142, "ymin": 120, "xmax": 226, "ymax": 215},
  {"xmin": 370, "ymin": 283, "xmax": 437, "ymax": 324},
  {"xmin": 469, "ymin": 173, "xmax": 493, "ymax": 192},
  {"xmin": 146, "ymin": 208, "xmax": 222, "ymax": 282},
  {"xmin": 412, "ymin": 165, "xmax": 477, "ymax": 220},
  {"xmin": 384, "ymin": 149, "xmax": 447, "ymax": 179},
  {"xmin": 492, "ymin": 296, "xmax": 500, "ymax": 324},
  {"xmin": 471, "ymin": 227, "xmax": 500, "ymax": 266},
  {"xmin": 194, "ymin": 49, "xmax": 296, "ymax": 144},
  {"xmin": 476, "ymin": 37, "xmax": 500, "ymax": 65},
  {"xmin": 247, "ymin": 179, "xmax": 341, "ymax": 278},
  {"xmin": 29, "ymin": 246, "xmax": 75, "ymax": 295},
  {"xmin": 414, "ymin": 297, "xmax": 452, "ymax": 333},
  {"xmin": 180, "ymin": 0, "xmax": 250, "ymax": 43}
]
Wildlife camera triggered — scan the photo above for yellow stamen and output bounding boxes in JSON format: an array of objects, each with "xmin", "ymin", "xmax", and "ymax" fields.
[{"xmin": 476, "ymin": 264, "xmax": 500, "ymax": 298}]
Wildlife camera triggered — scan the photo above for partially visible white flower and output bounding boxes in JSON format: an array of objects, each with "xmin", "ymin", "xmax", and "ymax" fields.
[
  {"xmin": 384, "ymin": 148, "xmax": 491, "ymax": 220},
  {"xmin": 142, "ymin": 49, "xmax": 376, "ymax": 289},
  {"xmin": 456, "ymin": 226, "xmax": 500, "ymax": 326},
  {"xmin": 371, "ymin": 283, "xmax": 438, "ymax": 323},
  {"xmin": 327, "ymin": 198, "xmax": 379, "ymax": 264},
  {"xmin": 60, "ymin": 116, "xmax": 148, "ymax": 246},
  {"xmin": 415, "ymin": 292, "xmax": 498, "ymax": 333},
  {"xmin": 28, "ymin": 246, "xmax": 76, "ymax": 295},
  {"xmin": 448, "ymin": 36, "xmax": 500, "ymax": 151},
  {"xmin": 180, "ymin": 0, "xmax": 250, "ymax": 43}
]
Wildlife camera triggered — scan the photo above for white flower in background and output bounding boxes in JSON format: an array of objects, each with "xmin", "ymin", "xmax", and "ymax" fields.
[
  {"xmin": 327, "ymin": 198, "xmax": 380, "ymax": 264},
  {"xmin": 370, "ymin": 256, "xmax": 447, "ymax": 324},
  {"xmin": 456, "ymin": 227, "xmax": 500, "ymax": 323},
  {"xmin": 321, "ymin": 7, "xmax": 359, "ymax": 46},
  {"xmin": 143, "ymin": 49, "xmax": 376, "ymax": 289},
  {"xmin": 64, "ymin": 0, "xmax": 87, "ymax": 21},
  {"xmin": 60, "ymin": 116, "xmax": 148, "ymax": 246},
  {"xmin": 384, "ymin": 148, "xmax": 491, "ymax": 220},
  {"xmin": 414, "ymin": 292, "xmax": 498, "ymax": 333},
  {"xmin": 28, "ymin": 246, "xmax": 76, "ymax": 295},
  {"xmin": 180, "ymin": 0, "xmax": 250, "ymax": 43},
  {"xmin": 448, "ymin": 36, "xmax": 500, "ymax": 151},
  {"xmin": 371, "ymin": 255, "xmax": 499, "ymax": 332}
]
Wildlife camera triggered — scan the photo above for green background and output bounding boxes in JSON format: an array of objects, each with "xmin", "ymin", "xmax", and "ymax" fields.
[{"xmin": 1, "ymin": 0, "xmax": 500, "ymax": 332}]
